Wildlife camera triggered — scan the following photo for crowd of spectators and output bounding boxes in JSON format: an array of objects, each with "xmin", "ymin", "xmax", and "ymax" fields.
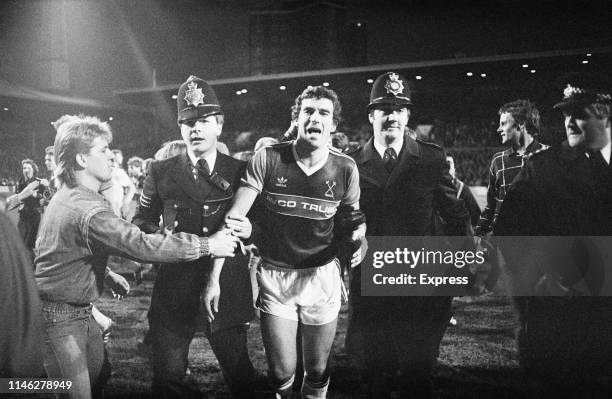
[{"xmin": 2, "ymin": 116, "xmax": 531, "ymax": 188}]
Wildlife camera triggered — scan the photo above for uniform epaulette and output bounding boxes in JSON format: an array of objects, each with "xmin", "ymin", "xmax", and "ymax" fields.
[{"xmin": 416, "ymin": 138, "xmax": 443, "ymax": 150}]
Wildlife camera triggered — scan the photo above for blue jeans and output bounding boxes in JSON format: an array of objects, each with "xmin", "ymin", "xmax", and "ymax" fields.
[{"xmin": 42, "ymin": 302, "xmax": 105, "ymax": 399}]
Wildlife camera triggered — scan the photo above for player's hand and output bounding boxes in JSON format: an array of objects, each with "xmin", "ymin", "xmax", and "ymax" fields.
[
  {"xmin": 208, "ymin": 229, "xmax": 238, "ymax": 258},
  {"xmin": 106, "ymin": 270, "xmax": 130, "ymax": 299},
  {"xmin": 225, "ymin": 214, "xmax": 252, "ymax": 239},
  {"xmin": 351, "ymin": 246, "xmax": 363, "ymax": 268},
  {"xmin": 351, "ymin": 223, "xmax": 366, "ymax": 242},
  {"xmin": 202, "ymin": 277, "xmax": 221, "ymax": 322}
]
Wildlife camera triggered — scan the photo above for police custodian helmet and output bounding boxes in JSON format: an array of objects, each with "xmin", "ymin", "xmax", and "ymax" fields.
[
  {"xmin": 176, "ymin": 75, "xmax": 223, "ymax": 123},
  {"xmin": 367, "ymin": 72, "xmax": 413, "ymax": 113}
]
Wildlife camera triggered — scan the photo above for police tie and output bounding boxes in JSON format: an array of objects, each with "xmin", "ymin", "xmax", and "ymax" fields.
[
  {"xmin": 383, "ymin": 147, "xmax": 398, "ymax": 173},
  {"xmin": 196, "ymin": 158, "xmax": 210, "ymax": 178}
]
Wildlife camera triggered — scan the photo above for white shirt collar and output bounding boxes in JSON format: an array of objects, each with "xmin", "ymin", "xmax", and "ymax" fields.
[
  {"xmin": 188, "ymin": 150, "xmax": 217, "ymax": 174},
  {"xmin": 373, "ymin": 137, "xmax": 403, "ymax": 160}
]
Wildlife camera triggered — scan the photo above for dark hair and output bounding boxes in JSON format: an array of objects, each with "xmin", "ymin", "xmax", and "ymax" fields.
[
  {"xmin": 498, "ymin": 99, "xmax": 540, "ymax": 136},
  {"xmin": 291, "ymin": 86, "xmax": 342, "ymax": 126},
  {"xmin": 21, "ymin": 159, "xmax": 39, "ymax": 176},
  {"xmin": 54, "ymin": 115, "xmax": 113, "ymax": 188}
]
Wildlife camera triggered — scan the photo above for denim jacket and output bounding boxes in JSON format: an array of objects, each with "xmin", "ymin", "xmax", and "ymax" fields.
[{"xmin": 35, "ymin": 184, "xmax": 203, "ymax": 305}]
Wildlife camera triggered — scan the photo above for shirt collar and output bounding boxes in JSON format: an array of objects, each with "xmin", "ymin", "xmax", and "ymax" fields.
[
  {"xmin": 188, "ymin": 150, "xmax": 217, "ymax": 174},
  {"xmin": 373, "ymin": 137, "xmax": 403, "ymax": 160}
]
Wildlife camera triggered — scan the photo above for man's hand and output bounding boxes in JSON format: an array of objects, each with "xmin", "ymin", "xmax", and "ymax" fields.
[
  {"xmin": 105, "ymin": 270, "xmax": 130, "ymax": 299},
  {"xmin": 224, "ymin": 214, "xmax": 252, "ymax": 240},
  {"xmin": 208, "ymin": 229, "xmax": 239, "ymax": 257},
  {"xmin": 202, "ymin": 275, "xmax": 221, "ymax": 323},
  {"xmin": 350, "ymin": 236, "xmax": 368, "ymax": 268},
  {"xmin": 351, "ymin": 222, "xmax": 366, "ymax": 242}
]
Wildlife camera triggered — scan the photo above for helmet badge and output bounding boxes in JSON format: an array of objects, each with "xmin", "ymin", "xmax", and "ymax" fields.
[
  {"xmin": 184, "ymin": 81, "xmax": 205, "ymax": 107},
  {"xmin": 384, "ymin": 73, "xmax": 404, "ymax": 96}
]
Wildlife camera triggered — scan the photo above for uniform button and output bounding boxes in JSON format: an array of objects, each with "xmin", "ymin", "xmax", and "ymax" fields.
[{"xmin": 202, "ymin": 227, "xmax": 209, "ymax": 234}]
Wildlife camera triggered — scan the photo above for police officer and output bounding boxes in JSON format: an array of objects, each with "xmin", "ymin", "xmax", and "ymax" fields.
[
  {"xmin": 133, "ymin": 75, "xmax": 255, "ymax": 398},
  {"xmin": 347, "ymin": 72, "xmax": 471, "ymax": 398}
]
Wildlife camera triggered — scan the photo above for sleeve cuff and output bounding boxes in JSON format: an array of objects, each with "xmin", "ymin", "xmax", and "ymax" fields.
[{"xmin": 199, "ymin": 237, "xmax": 210, "ymax": 257}]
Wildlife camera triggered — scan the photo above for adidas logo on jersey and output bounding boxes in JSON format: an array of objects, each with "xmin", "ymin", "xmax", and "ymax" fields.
[{"xmin": 275, "ymin": 177, "xmax": 288, "ymax": 188}]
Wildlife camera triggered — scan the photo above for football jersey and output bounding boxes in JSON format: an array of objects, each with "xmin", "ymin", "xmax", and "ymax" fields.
[{"xmin": 242, "ymin": 141, "xmax": 360, "ymax": 269}]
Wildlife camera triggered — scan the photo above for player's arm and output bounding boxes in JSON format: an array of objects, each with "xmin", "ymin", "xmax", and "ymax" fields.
[
  {"xmin": 475, "ymin": 158, "xmax": 497, "ymax": 236},
  {"xmin": 203, "ymin": 150, "xmax": 268, "ymax": 320},
  {"xmin": 435, "ymin": 151, "xmax": 471, "ymax": 235}
]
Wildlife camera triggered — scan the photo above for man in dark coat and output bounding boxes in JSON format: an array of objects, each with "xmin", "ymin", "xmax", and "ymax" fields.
[
  {"xmin": 347, "ymin": 72, "xmax": 471, "ymax": 398},
  {"xmin": 132, "ymin": 75, "xmax": 255, "ymax": 399},
  {"xmin": 495, "ymin": 73, "xmax": 612, "ymax": 397}
]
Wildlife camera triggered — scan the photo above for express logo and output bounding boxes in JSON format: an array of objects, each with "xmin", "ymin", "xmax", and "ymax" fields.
[
  {"xmin": 325, "ymin": 180, "xmax": 336, "ymax": 199},
  {"xmin": 275, "ymin": 176, "xmax": 288, "ymax": 188}
]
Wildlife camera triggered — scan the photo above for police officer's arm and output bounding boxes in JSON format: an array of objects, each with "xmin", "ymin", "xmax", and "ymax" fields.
[
  {"xmin": 132, "ymin": 161, "xmax": 164, "ymax": 233},
  {"xmin": 434, "ymin": 151, "xmax": 471, "ymax": 235}
]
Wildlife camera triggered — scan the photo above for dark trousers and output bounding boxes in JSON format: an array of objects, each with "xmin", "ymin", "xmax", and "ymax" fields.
[
  {"xmin": 151, "ymin": 318, "xmax": 255, "ymax": 399},
  {"xmin": 351, "ymin": 265, "xmax": 451, "ymax": 399}
]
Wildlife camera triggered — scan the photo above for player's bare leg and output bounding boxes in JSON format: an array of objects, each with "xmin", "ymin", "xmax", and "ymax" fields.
[
  {"xmin": 300, "ymin": 318, "xmax": 338, "ymax": 398},
  {"xmin": 261, "ymin": 313, "xmax": 299, "ymax": 398}
]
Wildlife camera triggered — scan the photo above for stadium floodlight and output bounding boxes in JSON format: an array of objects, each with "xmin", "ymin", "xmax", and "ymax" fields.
[
  {"xmin": 323, "ymin": 82, "xmax": 330, "ymax": 87},
  {"xmin": 530, "ymin": 69, "xmax": 536, "ymax": 74},
  {"xmin": 280, "ymin": 85, "xmax": 286, "ymax": 90},
  {"xmin": 582, "ymin": 60, "xmax": 589, "ymax": 64},
  {"xmin": 109, "ymin": 117, "xmax": 114, "ymax": 121},
  {"xmin": 481, "ymin": 73, "xmax": 486, "ymax": 78},
  {"xmin": 241, "ymin": 89, "xmax": 248, "ymax": 94},
  {"xmin": 367, "ymin": 78, "xmax": 374, "ymax": 84},
  {"xmin": 466, "ymin": 72, "xmax": 473, "ymax": 77},
  {"xmin": 522, "ymin": 64, "xmax": 529, "ymax": 68},
  {"xmin": 415, "ymin": 75, "xmax": 422, "ymax": 80},
  {"xmin": 171, "ymin": 94, "xmax": 178, "ymax": 99},
  {"xmin": 587, "ymin": 53, "xmax": 592, "ymax": 57},
  {"xmin": 235, "ymin": 90, "xmax": 242, "ymax": 95}
]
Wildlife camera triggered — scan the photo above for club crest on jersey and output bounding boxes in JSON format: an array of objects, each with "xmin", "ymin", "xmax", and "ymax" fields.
[
  {"xmin": 325, "ymin": 180, "xmax": 336, "ymax": 199},
  {"xmin": 275, "ymin": 176, "xmax": 288, "ymax": 188},
  {"xmin": 385, "ymin": 73, "xmax": 404, "ymax": 96},
  {"xmin": 184, "ymin": 81, "xmax": 205, "ymax": 107}
]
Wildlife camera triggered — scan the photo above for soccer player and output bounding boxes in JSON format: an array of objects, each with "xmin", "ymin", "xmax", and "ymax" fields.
[{"xmin": 206, "ymin": 85, "xmax": 365, "ymax": 399}]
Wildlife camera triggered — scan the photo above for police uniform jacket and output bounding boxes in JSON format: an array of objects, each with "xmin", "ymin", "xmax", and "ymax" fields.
[
  {"xmin": 348, "ymin": 135, "xmax": 470, "ymax": 323},
  {"xmin": 132, "ymin": 152, "xmax": 253, "ymax": 336},
  {"xmin": 350, "ymin": 135, "xmax": 469, "ymax": 236},
  {"xmin": 495, "ymin": 141, "xmax": 612, "ymax": 381}
]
